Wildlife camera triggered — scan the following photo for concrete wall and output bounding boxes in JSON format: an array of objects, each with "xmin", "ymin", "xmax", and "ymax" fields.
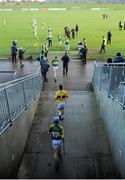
[
  {"xmin": 0, "ymin": 95, "xmax": 40, "ymax": 178},
  {"xmin": 94, "ymin": 87, "xmax": 125, "ymax": 178}
]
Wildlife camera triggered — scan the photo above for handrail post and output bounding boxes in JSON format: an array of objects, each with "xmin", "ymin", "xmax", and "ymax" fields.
[
  {"xmin": 99, "ymin": 66, "xmax": 102, "ymax": 90},
  {"xmin": 40, "ymin": 74, "xmax": 43, "ymax": 91},
  {"xmin": 32, "ymin": 77, "xmax": 36, "ymax": 100},
  {"xmin": 22, "ymin": 81, "xmax": 27, "ymax": 109},
  {"xmin": 108, "ymin": 66, "xmax": 113, "ymax": 97},
  {"xmin": 122, "ymin": 84, "xmax": 125, "ymax": 110},
  {"xmin": 13, "ymin": 72, "xmax": 16, "ymax": 80},
  {"xmin": 92, "ymin": 61, "xmax": 96, "ymax": 86},
  {"xmin": 4, "ymin": 88, "xmax": 12, "ymax": 124}
]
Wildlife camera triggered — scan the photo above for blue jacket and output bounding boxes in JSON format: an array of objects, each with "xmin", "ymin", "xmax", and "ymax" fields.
[
  {"xmin": 11, "ymin": 45, "xmax": 18, "ymax": 55},
  {"xmin": 113, "ymin": 56, "xmax": 125, "ymax": 63},
  {"xmin": 40, "ymin": 59, "xmax": 49, "ymax": 73}
]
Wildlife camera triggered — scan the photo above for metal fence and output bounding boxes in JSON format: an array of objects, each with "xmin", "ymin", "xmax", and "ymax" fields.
[
  {"xmin": 93, "ymin": 61, "xmax": 125, "ymax": 108},
  {"xmin": 0, "ymin": 72, "xmax": 42, "ymax": 135},
  {"xmin": 0, "ymin": 71, "xmax": 16, "ymax": 84}
]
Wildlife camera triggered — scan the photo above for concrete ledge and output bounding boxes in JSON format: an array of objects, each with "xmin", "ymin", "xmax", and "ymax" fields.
[
  {"xmin": 0, "ymin": 95, "xmax": 40, "ymax": 178},
  {"xmin": 94, "ymin": 86, "xmax": 125, "ymax": 178}
]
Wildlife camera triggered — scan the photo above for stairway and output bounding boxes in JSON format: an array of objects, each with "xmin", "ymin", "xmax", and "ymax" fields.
[{"xmin": 17, "ymin": 60, "xmax": 119, "ymax": 178}]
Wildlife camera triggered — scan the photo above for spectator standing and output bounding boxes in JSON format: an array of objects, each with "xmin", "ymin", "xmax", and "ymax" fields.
[
  {"xmin": 11, "ymin": 40, "xmax": 18, "ymax": 62},
  {"xmin": 110, "ymin": 52, "xmax": 125, "ymax": 91},
  {"xmin": 78, "ymin": 41, "xmax": 83, "ymax": 55},
  {"xmin": 18, "ymin": 47, "xmax": 25, "ymax": 68},
  {"xmin": 83, "ymin": 45, "xmax": 88, "ymax": 64},
  {"xmin": 107, "ymin": 58, "xmax": 112, "ymax": 63},
  {"xmin": 61, "ymin": 51, "xmax": 70, "ymax": 77},
  {"xmin": 113, "ymin": 52, "xmax": 125, "ymax": 63},
  {"xmin": 103, "ymin": 58, "xmax": 112, "ymax": 79},
  {"xmin": 40, "ymin": 56, "xmax": 49, "ymax": 82},
  {"xmin": 79, "ymin": 45, "xmax": 88, "ymax": 64},
  {"xmin": 107, "ymin": 31, "xmax": 112, "ymax": 44},
  {"xmin": 79, "ymin": 45, "xmax": 85, "ymax": 61}
]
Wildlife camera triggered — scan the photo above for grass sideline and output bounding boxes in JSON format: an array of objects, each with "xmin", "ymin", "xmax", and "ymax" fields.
[{"xmin": 0, "ymin": 2, "xmax": 125, "ymax": 60}]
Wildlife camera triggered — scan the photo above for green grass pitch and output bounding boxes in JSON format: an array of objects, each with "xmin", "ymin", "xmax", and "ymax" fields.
[{"xmin": 0, "ymin": 2, "xmax": 125, "ymax": 60}]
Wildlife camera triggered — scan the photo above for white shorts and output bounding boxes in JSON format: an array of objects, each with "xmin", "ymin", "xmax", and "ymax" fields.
[
  {"xmin": 58, "ymin": 102, "xmax": 65, "ymax": 109},
  {"xmin": 53, "ymin": 66, "xmax": 58, "ymax": 71},
  {"xmin": 52, "ymin": 139, "xmax": 62, "ymax": 150}
]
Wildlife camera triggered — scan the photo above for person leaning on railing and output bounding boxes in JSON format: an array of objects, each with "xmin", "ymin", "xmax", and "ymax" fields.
[
  {"xmin": 113, "ymin": 52, "xmax": 125, "ymax": 63},
  {"xmin": 103, "ymin": 58, "xmax": 113, "ymax": 79},
  {"xmin": 109, "ymin": 52, "xmax": 125, "ymax": 91}
]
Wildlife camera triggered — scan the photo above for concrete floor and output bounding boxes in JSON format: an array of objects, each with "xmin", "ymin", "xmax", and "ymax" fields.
[
  {"xmin": 16, "ymin": 55, "xmax": 119, "ymax": 178},
  {"xmin": 0, "ymin": 60, "xmax": 40, "ymax": 84}
]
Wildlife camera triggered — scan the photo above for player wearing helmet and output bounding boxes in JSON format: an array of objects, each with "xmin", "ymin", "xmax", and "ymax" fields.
[
  {"xmin": 55, "ymin": 84, "xmax": 68, "ymax": 120},
  {"xmin": 48, "ymin": 117, "xmax": 64, "ymax": 161}
]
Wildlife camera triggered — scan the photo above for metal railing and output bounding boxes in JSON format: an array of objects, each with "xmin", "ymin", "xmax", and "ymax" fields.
[
  {"xmin": 0, "ymin": 71, "xmax": 16, "ymax": 84},
  {"xmin": 93, "ymin": 61, "xmax": 125, "ymax": 108},
  {"xmin": 0, "ymin": 72, "xmax": 42, "ymax": 135}
]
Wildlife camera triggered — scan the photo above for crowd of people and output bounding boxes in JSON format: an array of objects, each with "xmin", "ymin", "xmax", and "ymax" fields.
[
  {"xmin": 38, "ymin": 50, "xmax": 70, "ymax": 82},
  {"xmin": 40, "ymin": 24, "xmax": 79, "ymax": 53},
  {"xmin": 10, "ymin": 23, "xmax": 76, "ymax": 70},
  {"xmin": 10, "ymin": 14, "xmax": 125, "ymax": 72}
]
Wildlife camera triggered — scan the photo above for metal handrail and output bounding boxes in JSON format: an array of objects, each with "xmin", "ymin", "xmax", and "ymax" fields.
[
  {"xmin": 0, "ymin": 73, "xmax": 40, "ymax": 91},
  {"xmin": 0, "ymin": 71, "xmax": 40, "ymax": 89},
  {"xmin": 0, "ymin": 70, "xmax": 16, "ymax": 80},
  {"xmin": 94, "ymin": 62, "xmax": 125, "ymax": 66},
  {"xmin": 93, "ymin": 61, "xmax": 125, "ymax": 109},
  {"xmin": 0, "ymin": 72, "xmax": 42, "ymax": 135}
]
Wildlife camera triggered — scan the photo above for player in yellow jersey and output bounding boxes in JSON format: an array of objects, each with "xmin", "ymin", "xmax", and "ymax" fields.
[{"xmin": 55, "ymin": 84, "xmax": 68, "ymax": 120}]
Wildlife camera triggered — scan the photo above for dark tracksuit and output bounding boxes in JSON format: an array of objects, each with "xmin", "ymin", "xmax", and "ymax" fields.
[{"xmin": 61, "ymin": 54, "xmax": 70, "ymax": 76}]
